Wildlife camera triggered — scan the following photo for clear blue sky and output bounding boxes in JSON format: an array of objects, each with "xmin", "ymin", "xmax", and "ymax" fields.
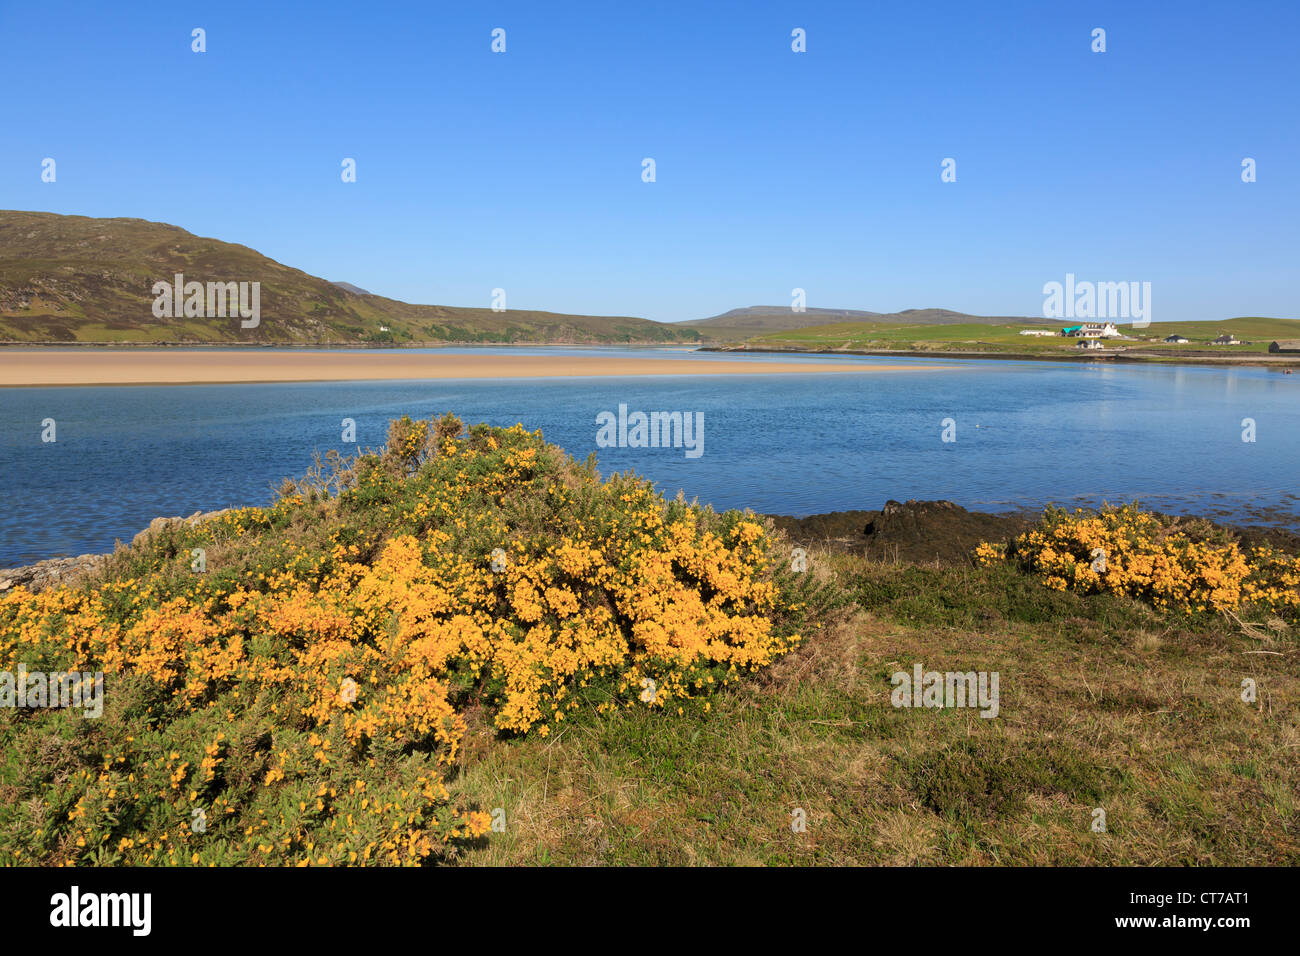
[{"xmin": 2, "ymin": 0, "xmax": 1296, "ymax": 323}]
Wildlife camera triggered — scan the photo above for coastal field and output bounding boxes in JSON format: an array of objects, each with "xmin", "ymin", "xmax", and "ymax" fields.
[
  {"xmin": 0, "ymin": 349, "xmax": 939, "ymax": 387},
  {"xmin": 744, "ymin": 317, "xmax": 1300, "ymax": 360}
]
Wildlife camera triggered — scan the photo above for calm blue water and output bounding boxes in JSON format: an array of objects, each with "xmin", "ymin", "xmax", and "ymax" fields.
[{"xmin": 2, "ymin": 351, "xmax": 1298, "ymax": 567}]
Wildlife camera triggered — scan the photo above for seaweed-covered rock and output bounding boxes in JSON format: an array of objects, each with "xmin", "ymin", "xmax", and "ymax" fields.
[{"xmin": 768, "ymin": 499, "xmax": 1030, "ymax": 564}]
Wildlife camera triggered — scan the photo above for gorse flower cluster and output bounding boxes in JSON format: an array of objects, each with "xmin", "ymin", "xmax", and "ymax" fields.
[
  {"xmin": 975, "ymin": 504, "xmax": 1300, "ymax": 616},
  {"xmin": 0, "ymin": 415, "xmax": 813, "ymax": 865}
]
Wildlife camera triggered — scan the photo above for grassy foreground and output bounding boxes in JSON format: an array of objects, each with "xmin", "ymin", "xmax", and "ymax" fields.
[
  {"xmin": 455, "ymin": 556, "xmax": 1298, "ymax": 865},
  {"xmin": 1, "ymin": 419, "xmax": 1296, "ymax": 865}
]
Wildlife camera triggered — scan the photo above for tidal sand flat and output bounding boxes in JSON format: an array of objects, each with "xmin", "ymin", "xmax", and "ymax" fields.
[{"xmin": 0, "ymin": 350, "xmax": 948, "ymax": 387}]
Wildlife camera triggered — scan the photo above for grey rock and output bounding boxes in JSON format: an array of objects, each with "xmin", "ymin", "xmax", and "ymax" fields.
[
  {"xmin": 3, "ymin": 507, "xmax": 234, "ymax": 594},
  {"xmin": 0, "ymin": 554, "xmax": 107, "ymax": 594},
  {"xmin": 130, "ymin": 508, "xmax": 232, "ymax": 547}
]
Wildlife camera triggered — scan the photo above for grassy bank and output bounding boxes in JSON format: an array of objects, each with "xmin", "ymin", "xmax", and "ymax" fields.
[{"xmin": 453, "ymin": 556, "xmax": 1298, "ymax": 865}]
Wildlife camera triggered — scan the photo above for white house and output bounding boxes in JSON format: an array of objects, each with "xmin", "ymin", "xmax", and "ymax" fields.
[
  {"xmin": 1061, "ymin": 322, "xmax": 1120, "ymax": 338},
  {"xmin": 1019, "ymin": 329, "xmax": 1055, "ymax": 336},
  {"xmin": 1211, "ymin": 334, "xmax": 1240, "ymax": 345},
  {"xmin": 1076, "ymin": 339, "xmax": 1105, "ymax": 350},
  {"xmin": 1163, "ymin": 334, "xmax": 1189, "ymax": 344}
]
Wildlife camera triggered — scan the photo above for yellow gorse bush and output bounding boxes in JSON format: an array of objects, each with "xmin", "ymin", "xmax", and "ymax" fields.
[
  {"xmin": 976, "ymin": 504, "xmax": 1300, "ymax": 615},
  {"xmin": 0, "ymin": 415, "xmax": 808, "ymax": 865}
]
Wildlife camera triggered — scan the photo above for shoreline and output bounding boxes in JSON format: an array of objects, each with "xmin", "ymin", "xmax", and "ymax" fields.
[
  {"xmin": 0, "ymin": 350, "xmax": 949, "ymax": 388},
  {"xmin": 7, "ymin": 499, "xmax": 1297, "ymax": 588},
  {"xmin": 0, "ymin": 340, "xmax": 701, "ymax": 350},
  {"xmin": 4, "ymin": 342, "xmax": 1296, "ymax": 375},
  {"xmin": 703, "ymin": 344, "xmax": 1300, "ymax": 370}
]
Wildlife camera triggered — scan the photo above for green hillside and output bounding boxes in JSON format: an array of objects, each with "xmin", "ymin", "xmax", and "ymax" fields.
[{"xmin": 0, "ymin": 211, "xmax": 702, "ymax": 346}]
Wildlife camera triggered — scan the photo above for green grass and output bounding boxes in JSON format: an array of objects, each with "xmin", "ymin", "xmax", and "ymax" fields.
[
  {"xmin": 449, "ymin": 551, "xmax": 1299, "ymax": 865},
  {"xmin": 750, "ymin": 317, "xmax": 1300, "ymax": 356}
]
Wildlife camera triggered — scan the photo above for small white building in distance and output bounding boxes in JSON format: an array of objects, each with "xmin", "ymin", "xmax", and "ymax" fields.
[
  {"xmin": 1019, "ymin": 329, "xmax": 1055, "ymax": 336},
  {"xmin": 1164, "ymin": 334, "xmax": 1189, "ymax": 344},
  {"xmin": 1061, "ymin": 322, "xmax": 1120, "ymax": 338},
  {"xmin": 1076, "ymin": 339, "xmax": 1105, "ymax": 350},
  {"xmin": 1211, "ymin": 333, "xmax": 1240, "ymax": 345}
]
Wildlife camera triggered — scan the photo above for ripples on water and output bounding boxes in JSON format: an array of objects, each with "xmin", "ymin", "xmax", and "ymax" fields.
[{"xmin": 1, "ymin": 351, "xmax": 1297, "ymax": 565}]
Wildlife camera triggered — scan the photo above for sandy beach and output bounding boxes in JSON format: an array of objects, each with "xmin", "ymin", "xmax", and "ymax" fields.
[{"xmin": 0, "ymin": 350, "xmax": 947, "ymax": 387}]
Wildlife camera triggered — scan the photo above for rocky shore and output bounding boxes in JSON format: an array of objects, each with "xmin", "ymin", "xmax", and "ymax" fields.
[
  {"xmin": 0, "ymin": 509, "xmax": 231, "ymax": 594},
  {"xmin": 0, "ymin": 552, "xmax": 111, "ymax": 593},
  {"xmin": 767, "ymin": 500, "xmax": 1031, "ymax": 564},
  {"xmin": 767, "ymin": 499, "xmax": 1300, "ymax": 565}
]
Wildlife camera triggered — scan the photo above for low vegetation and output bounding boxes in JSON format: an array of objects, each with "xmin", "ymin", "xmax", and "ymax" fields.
[
  {"xmin": 0, "ymin": 416, "xmax": 828, "ymax": 864},
  {"xmin": 976, "ymin": 504, "xmax": 1300, "ymax": 618},
  {"xmin": 0, "ymin": 422, "xmax": 1295, "ymax": 865}
]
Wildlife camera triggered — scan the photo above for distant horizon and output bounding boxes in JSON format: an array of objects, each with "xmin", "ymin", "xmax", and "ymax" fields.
[{"xmin": 10, "ymin": 202, "xmax": 1294, "ymax": 328}]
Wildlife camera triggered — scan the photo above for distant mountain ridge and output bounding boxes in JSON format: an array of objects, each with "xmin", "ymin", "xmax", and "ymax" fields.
[
  {"xmin": 681, "ymin": 306, "xmax": 885, "ymax": 331},
  {"xmin": 0, "ymin": 211, "xmax": 701, "ymax": 345},
  {"xmin": 683, "ymin": 305, "xmax": 1041, "ymax": 335}
]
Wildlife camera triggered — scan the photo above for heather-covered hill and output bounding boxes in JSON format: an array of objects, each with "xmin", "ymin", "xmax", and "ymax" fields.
[{"xmin": 0, "ymin": 211, "xmax": 701, "ymax": 346}]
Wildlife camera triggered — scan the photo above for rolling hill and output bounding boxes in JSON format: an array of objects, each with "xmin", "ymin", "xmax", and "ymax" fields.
[
  {"xmin": 683, "ymin": 305, "xmax": 1042, "ymax": 339},
  {"xmin": 0, "ymin": 211, "xmax": 702, "ymax": 345}
]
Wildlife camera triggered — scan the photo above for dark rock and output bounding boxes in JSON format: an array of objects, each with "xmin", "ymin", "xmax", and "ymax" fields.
[
  {"xmin": 767, "ymin": 500, "xmax": 1031, "ymax": 565},
  {"xmin": 767, "ymin": 499, "xmax": 1300, "ymax": 566},
  {"xmin": 1225, "ymin": 524, "xmax": 1300, "ymax": 553}
]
